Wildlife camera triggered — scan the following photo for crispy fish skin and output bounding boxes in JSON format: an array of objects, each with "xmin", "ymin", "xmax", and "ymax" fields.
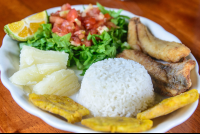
[
  {"xmin": 128, "ymin": 17, "xmax": 191, "ymax": 62},
  {"xmin": 29, "ymin": 93, "xmax": 90, "ymax": 124},
  {"xmin": 137, "ymin": 89, "xmax": 199, "ymax": 120},
  {"xmin": 127, "ymin": 18, "xmax": 142, "ymax": 51},
  {"xmin": 117, "ymin": 49, "xmax": 196, "ymax": 97},
  {"xmin": 81, "ymin": 117, "xmax": 153, "ymax": 133}
]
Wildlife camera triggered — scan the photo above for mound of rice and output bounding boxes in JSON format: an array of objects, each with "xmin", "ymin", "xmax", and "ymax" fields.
[{"xmin": 78, "ymin": 58, "xmax": 155, "ymax": 117}]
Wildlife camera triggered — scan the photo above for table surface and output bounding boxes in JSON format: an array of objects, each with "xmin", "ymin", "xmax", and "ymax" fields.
[{"xmin": 0, "ymin": 0, "xmax": 200, "ymax": 133}]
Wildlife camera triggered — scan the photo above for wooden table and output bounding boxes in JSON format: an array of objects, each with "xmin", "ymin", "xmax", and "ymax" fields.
[{"xmin": 0, "ymin": 0, "xmax": 200, "ymax": 133}]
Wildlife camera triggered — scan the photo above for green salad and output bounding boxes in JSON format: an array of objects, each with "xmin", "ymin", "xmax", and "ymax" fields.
[{"xmin": 19, "ymin": 3, "xmax": 130, "ymax": 75}]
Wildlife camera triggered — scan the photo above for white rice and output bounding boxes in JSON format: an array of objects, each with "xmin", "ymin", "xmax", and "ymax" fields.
[{"xmin": 77, "ymin": 58, "xmax": 155, "ymax": 117}]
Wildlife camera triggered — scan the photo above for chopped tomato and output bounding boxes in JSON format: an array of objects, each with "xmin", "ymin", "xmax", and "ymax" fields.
[
  {"xmin": 82, "ymin": 39, "xmax": 92, "ymax": 47},
  {"xmin": 86, "ymin": 7, "xmax": 101, "ymax": 17},
  {"xmin": 52, "ymin": 23, "xmax": 62, "ymax": 33},
  {"xmin": 104, "ymin": 13, "xmax": 111, "ymax": 20},
  {"xmin": 55, "ymin": 17, "xmax": 65, "ymax": 25},
  {"xmin": 91, "ymin": 7, "xmax": 101, "ymax": 14},
  {"xmin": 83, "ymin": 17, "xmax": 96, "ymax": 25},
  {"xmin": 60, "ymin": 27, "xmax": 69, "ymax": 35},
  {"xmin": 74, "ymin": 30, "xmax": 85, "ymax": 39},
  {"xmin": 89, "ymin": 28, "xmax": 98, "ymax": 35},
  {"xmin": 66, "ymin": 9, "xmax": 78, "ymax": 22},
  {"xmin": 93, "ymin": 20, "xmax": 105, "ymax": 29},
  {"xmin": 71, "ymin": 36, "xmax": 81, "ymax": 46},
  {"xmin": 85, "ymin": 23, "xmax": 93, "ymax": 30},
  {"xmin": 50, "ymin": 3, "xmax": 114, "ymax": 46},
  {"xmin": 61, "ymin": 3, "xmax": 71, "ymax": 11},
  {"xmin": 74, "ymin": 23, "xmax": 81, "ymax": 31},
  {"xmin": 77, "ymin": 16, "xmax": 83, "ymax": 22},
  {"xmin": 61, "ymin": 20, "xmax": 73, "ymax": 27},
  {"xmin": 61, "ymin": 20, "xmax": 75, "ymax": 33},
  {"xmin": 83, "ymin": 17, "xmax": 96, "ymax": 29},
  {"xmin": 50, "ymin": 16, "xmax": 62, "ymax": 24},
  {"xmin": 50, "ymin": 11, "xmax": 60, "ymax": 16},
  {"xmin": 74, "ymin": 23, "xmax": 84, "ymax": 31}
]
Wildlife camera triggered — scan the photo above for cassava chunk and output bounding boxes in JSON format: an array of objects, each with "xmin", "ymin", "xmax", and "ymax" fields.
[
  {"xmin": 10, "ymin": 63, "xmax": 65, "ymax": 85},
  {"xmin": 20, "ymin": 45, "xmax": 68, "ymax": 69},
  {"xmin": 33, "ymin": 69, "xmax": 80, "ymax": 96}
]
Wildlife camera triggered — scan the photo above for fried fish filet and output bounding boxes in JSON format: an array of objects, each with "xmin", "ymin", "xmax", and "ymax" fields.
[
  {"xmin": 128, "ymin": 17, "xmax": 191, "ymax": 62},
  {"xmin": 117, "ymin": 49, "xmax": 196, "ymax": 97}
]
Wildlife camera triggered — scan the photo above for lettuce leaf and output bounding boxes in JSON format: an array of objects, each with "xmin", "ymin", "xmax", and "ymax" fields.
[{"xmin": 96, "ymin": 2, "xmax": 123, "ymax": 18}]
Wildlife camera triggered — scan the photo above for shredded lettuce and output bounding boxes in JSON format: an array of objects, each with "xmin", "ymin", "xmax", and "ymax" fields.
[{"xmin": 19, "ymin": 3, "xmax": 130, "ymax": 75}]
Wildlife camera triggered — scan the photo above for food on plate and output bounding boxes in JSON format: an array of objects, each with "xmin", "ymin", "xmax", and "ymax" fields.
[
  {"xmin": 137, "ymin": 89, "xmax": 199, "ymax": 120},
  {"xmin": 128, "ymin": 17, "xmax": 191, "ymax": 62},
  {"xmin": 29, "ymin": 93, "xmax": 90, "ymax": 124},
  {"xmin": 17, "ymin": 3, "xmax": 130, "ymax": 75},
  {"xmin": 19, "ymin": 45, "xmax": 68, "ymax": 69},
  {"xmin": 4, "ymin": 2, "xmax": 199, "ymax": 133},
  {"xmin": 81, "ymin": 117, "xmax": 153, "ymax": 133},
  {"xmin": 78, "ymin": 58, "xmax": 155, "ymax": 117},
  {"xmin": 10, "ymin": 63, "xmax": 65, "ymax": 85},
  {"xmin": 23, "ymin": 85, "xmax": 35, "ymax": 94},
  {"xmin": 33, "ymin": 69, "xmax": 80, "ymax": 96},
  {"xmin": 127, "ymin": 17, "xmax": 141, "ymax": 51},
  {"xmin": 11, "ymin": 45, "xmax": 78, "ymax": 96},
  {"xmin": 117, "ymin": 49, "xmax": 196, "ymax": 97},
  {"xmin": 51, "ymin": 4, "xmax": 101, "ymax": 42},
  {"xmin": 49, "ymin": 3, "xmax": 119, "ymax": 45},
  {"xmin": 4, "ymin": 11, "xmax": 48, "ymax": 41}
]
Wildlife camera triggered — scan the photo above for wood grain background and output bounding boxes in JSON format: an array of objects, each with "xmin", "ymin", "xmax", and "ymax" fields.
[{"xmin": 0, "ymin": 0, "xmax": 200, "ymax": 133}]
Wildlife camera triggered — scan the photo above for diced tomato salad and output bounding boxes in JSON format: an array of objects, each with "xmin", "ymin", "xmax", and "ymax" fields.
[{"xmin": 49, "ymin": 3, "xmax": 116, "ymax": 47}]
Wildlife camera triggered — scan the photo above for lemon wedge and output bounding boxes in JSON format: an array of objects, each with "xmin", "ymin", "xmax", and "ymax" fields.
[{"xmin": 4, "ymin": 10, "xmax": 48, "ymax": 41}]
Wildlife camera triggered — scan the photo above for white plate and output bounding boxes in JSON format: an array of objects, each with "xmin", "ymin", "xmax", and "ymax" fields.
[{"xmin": 0, "ymin": 5, "xmax": 200, "ymax": 133}]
